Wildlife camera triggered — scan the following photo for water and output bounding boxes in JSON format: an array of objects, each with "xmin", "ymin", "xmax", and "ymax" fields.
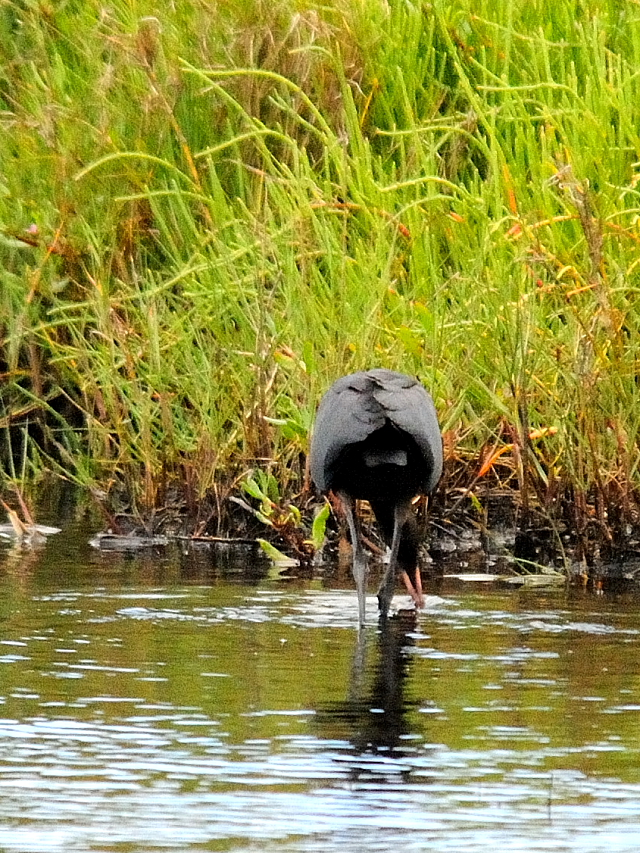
[{"xmin": 2, "ymin": 509, "xmax": 640, "ymax": 852}]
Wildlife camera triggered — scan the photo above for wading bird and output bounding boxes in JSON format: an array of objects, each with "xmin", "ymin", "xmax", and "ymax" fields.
[{"xmin": 309, "ymin": 369, "xmax": 443, "ymax": 625}]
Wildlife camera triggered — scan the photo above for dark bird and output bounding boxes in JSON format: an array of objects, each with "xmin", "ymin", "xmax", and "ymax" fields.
[{"xmin": 309, "ymin": 369, "xmax": 443, "ymax": 625}]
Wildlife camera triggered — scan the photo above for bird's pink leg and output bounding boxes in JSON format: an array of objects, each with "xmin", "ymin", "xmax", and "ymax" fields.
[
  {"xmin": 413, "ymin": 566, "xmax": 424, "ymax": 608},
  {"xmin": 400, "ymin": 569, "xmax": 424, "ymax": 608}
]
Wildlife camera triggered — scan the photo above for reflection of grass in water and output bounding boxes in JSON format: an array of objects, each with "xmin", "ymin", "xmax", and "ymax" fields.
[{"xmin": 1, "ymin": 1, "xmax": 640, "ymax": 554}]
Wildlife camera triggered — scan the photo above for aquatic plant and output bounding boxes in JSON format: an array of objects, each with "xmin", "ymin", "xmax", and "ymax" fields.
[{"xmin": 1, "ymin": 0, "xmax": 640, "ymax": 558}]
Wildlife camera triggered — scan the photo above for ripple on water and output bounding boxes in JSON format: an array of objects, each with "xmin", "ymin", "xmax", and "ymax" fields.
[{"xmin": 2, "ymin": 575, "xmax": 640, "ymax": 853}]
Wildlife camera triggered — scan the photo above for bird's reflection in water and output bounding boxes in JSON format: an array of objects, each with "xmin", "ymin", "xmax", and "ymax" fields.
[{"xmin": 314, "ymin": 609, "xmax": 424, "ymax": 780}]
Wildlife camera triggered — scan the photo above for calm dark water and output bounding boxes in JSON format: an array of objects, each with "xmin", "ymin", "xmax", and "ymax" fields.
[{"xmin": 2, "ymin": 504, "xmax": 640, "ymax": 852}]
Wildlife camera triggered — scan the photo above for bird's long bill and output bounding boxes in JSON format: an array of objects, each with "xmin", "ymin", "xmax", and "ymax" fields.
[
  {"xmin": 337, "ymin": 491, "xmax": 369, "ymax": 627},
  {"xmin": 354, "ymin": 552, "xmax": 368, "ymax": 626}
]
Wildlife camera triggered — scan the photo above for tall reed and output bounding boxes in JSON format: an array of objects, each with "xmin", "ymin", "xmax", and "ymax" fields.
[{"xmin": 1, "ymin": 0, "xmax": 640, "ymax": 549}]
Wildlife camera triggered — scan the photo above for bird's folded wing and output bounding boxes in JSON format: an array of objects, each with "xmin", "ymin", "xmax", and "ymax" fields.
[
  {"xmin": 309, "ymin": 374, "xmax": 386, "ymax": 491},
  {"xmin": 371, "ymin": 373, "xmax": 443, "ymax": 491}
]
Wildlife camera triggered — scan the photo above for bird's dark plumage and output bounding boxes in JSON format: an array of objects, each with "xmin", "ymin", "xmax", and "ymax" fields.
[{"xmin": 310, "ymin": 369, "xmax": 443, "ymax": 625}]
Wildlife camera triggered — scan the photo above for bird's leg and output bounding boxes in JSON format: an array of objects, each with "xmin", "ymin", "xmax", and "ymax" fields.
[
  {"xmin": 413, "ymin": 562, "xmax": 424, "ymax": 607},
  {"xmin": 337, "ymin": 491, "xmax": 368, "ymax": 627},
  {"xmin": 400, "ymin": 566, "xmax": 424, "ymax": 609},
  {"xmin": 397, "ymin": 511, "xmax": 424, "ymax": 608},
  {"xmin": 376, "ymin": 499, "xmax": 412, "ymax": 619}
]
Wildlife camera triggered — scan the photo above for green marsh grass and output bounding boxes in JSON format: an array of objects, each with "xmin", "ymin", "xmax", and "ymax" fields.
[{"xmin": 2, "ymin": 0, "xmax": 640, "ymax": 555}]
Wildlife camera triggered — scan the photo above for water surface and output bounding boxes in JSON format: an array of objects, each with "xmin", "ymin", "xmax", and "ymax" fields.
[{"xmin": 1, "ymin": 511, "xmax": 640, "ymax": 852}]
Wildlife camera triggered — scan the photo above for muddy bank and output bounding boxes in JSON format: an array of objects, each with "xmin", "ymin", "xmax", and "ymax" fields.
[
  {"xmin": 74, "ymin": 483, "xmax": 640, "ymax": 591},
  {"xmin": 4, "ymin": 477, "xmax": 640, "ymax": 590}
]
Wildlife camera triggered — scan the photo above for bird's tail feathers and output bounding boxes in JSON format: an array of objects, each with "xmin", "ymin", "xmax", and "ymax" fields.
[{"xmin": 362, "ymin": 448, "xmax": 408, "ymax": 467}]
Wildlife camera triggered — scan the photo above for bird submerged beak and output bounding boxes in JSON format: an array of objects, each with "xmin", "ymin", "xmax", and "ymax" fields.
[{"xmin": 336, "ymin": 490, "xmax": 369, "ymax": 627}]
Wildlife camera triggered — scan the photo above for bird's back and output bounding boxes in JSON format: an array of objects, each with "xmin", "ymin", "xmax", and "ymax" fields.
[{"xmin": 309, "ymin": 369, "xmax": 442, "ymax": 498}]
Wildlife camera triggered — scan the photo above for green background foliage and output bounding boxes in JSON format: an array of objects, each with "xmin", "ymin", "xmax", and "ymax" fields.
[{"xmin": 2, "ymin": 0, "xmax": 640, "ymax": 537}]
